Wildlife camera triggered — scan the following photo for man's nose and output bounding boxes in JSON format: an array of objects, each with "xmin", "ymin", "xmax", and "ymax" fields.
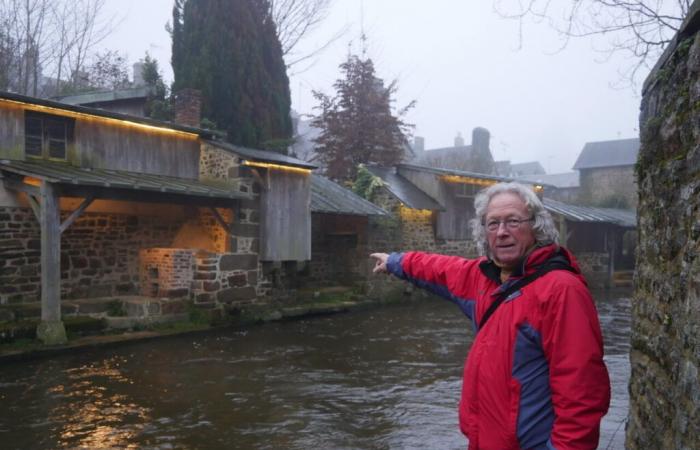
[{"xmin": 496, "ymin": 222, "xmax": 510, "ymax": 235}]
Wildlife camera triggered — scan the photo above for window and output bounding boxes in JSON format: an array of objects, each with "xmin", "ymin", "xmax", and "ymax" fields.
[
  {"xmin": 454, "ymin": 182, "xmax": 479, "ymax": 198},
  {"xmin": 24, "ymin": 111, "xmax": 74, "ymax": 160}
]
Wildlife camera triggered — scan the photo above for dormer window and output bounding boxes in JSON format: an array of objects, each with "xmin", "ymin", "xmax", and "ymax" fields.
[{"xmin": 24, "ymin": 111, "xmax": 74, "ymax": 160}]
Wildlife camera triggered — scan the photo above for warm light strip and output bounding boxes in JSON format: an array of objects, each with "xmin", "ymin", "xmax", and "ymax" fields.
[
  {"xmin": 23, "ymin": 176, "xmax": 42, "ymax": 186},
  {"xmin": 242, "ymin": 161, "xmax": 312, "ymax": 174},
  {"xmin": 0, "ymin": 98, "xmax": 199, "ymax": 139},
  {"xmin": 440, "ymin": 175, "xmax": 544, "ymax": 192},
  {"xmin": 440, "ymin": 175, "xmax": 498, "ymax": 187}
]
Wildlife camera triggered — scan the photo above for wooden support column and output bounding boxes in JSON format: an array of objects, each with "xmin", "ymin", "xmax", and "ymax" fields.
[{"xmin": 36, "ymin": 181, "xmax": 67, "ymax": 345}]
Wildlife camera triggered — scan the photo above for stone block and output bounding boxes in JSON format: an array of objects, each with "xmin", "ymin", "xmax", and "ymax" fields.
[
  {"xmin": 86, "ymin": 285, "xmax": 113, "ymax": 298},
  {"xmin": 71, "ymin": 256, "xmax": 88, "ymax": 269},
  {"xmin": 164, "ymin": 288, "xmax": 189, "ymax": 298},
  {"xmin": 203, "ymin": 281, "xmax": 220, "ymax": 292},
  {"xmin": 115, "ymin": 283, "xmax": 136, "ymax": 295},
  {"xmin": 219, "ymin": 254, "xmax": 258, "ymax": 271},
  {"xmin": 194, "ymin": 271, "xmax": 217, "ymax": 280},
  {"xmin": 228, "ymin": 273, "xmax": 247, "ymax": 287},
  {"xmin": 247, "ymin": 270, "xmax": 258, "ymax": 286},
  {"xmin": 216, "ymin": 286, "xmax": 257, "ymax": 303},
  {"xmin": 195, "ymin": 293, "xmax": 213, "ymax": 303}
]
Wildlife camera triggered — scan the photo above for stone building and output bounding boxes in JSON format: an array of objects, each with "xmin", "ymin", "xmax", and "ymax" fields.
[
  {"xmin": 573, "ymin": 137, "xmax": 640, "ymax": 209},
  {"xmin": 364, "ymin": 163, "xmax": 632, "ymax": 288},
  {"xmin": 0, "ymin": 90, "xmax": 319, "ymax": 343},
  {"xmin": 627, "ymin": 3, "xmax": 700, "ymax": 448},
  {"xmin": 411, "ymin": 127, "xmax": 495, "ymax": 174}
]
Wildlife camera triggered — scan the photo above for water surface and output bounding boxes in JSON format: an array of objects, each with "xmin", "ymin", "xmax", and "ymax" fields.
[{"xmin": 0, "ymin": 290, "xmax": 630, "ymax": 449}]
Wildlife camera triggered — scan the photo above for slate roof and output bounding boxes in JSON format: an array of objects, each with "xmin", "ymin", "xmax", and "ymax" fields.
[
  {"xmin": 206, "ymin": 140, "xmax": 317, "ymax": 170},
  {"xmin": 53, "ymin": 86, "xmax": 153, "ymax": 105},
  {"xmin": 0, "ymin": 159, "xmax": 250, "ymax": 200},
  {"xmin": 511, "ymin": 161, "xmax": 546, "ymax": 176},
  {"xmin": 397, "ymin": 163, "xmax": 541, "ymax": 185},
  {"xmin": 366, "ymin": 165, "xmax": 444, "ymax": 211},
  {"xmin": 572, "ymin": 138, "xmax": 640, "ymax": 170},
  {"xmin": 518, "ymin": 172, "xmax": 580, "ymax": 189},
  {"xmin": 310, "ymin": 175, "xmax": 388, "ymax": 216},
  {"xmin": 0, "ymin": 90, "xmax": 218, "ymax": 138},
  {"xmin": 544, "ymin": 198, "xmax": 636, "ymax": 228}
]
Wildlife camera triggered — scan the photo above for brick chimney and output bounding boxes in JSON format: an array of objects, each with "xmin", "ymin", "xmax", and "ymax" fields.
[
  {"xmin": 174, "ymin": 88, "xmax": 202, "ymax": 128},
  {"xmin": 471, "ymin": 127, "xmax": 494, "ymax": 174}
]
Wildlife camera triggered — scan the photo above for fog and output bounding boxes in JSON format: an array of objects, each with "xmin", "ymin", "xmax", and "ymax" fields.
[{"xmin": 101, "ymin": 0, "xmax": 646, "ymax": 174}]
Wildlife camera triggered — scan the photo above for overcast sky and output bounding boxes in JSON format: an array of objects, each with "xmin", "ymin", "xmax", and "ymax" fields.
[{"xmin": 100, "ymin": 0, "xmax": 645, "ymax": 174}]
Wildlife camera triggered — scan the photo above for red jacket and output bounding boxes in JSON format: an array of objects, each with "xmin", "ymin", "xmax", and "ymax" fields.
[{"xmin": 386, "ymin": 244, "xmax": 610, "ymax": 450}]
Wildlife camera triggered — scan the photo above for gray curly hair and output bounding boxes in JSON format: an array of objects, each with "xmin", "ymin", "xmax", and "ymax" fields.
[{"xmin": 470, "ymin": 182, "xmax": 559, "ymax": 257}]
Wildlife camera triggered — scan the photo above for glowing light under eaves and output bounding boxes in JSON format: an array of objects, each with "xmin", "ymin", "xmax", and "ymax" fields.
[
  {"xmin": 242, "ymin": 161, "xmax": 311, "ymax": 174},
  {"xmin": 0, "ymin": 98, "xmax": 200, "ymax": 139}
]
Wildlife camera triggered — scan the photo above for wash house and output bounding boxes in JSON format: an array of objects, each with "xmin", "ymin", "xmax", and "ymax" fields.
[{"xmin": 0, "ymin": 91, "xmax": 316, "ymax": 344}]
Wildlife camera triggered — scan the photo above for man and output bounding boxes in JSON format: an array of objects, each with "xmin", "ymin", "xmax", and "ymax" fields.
[{"xmin": 371, "ymin": 182, "xmax": 610, "ymax": 450}]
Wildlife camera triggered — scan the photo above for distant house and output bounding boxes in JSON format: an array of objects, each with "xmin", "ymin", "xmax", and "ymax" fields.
[
  {"xmin": 52, "ymin": 86, "xmax": 154, "ymax": 117},
  {"xmin": 510, "ymin": 161, "xmax": 546, "ymax": 177},
  {"xmin": 519, "ymin": 171, "xmax": 580, "ymax": 204},
  {"xmin": 573, "ymin": 137, "xmax": 640, "ymax": 209},
  {"xmin": 411, "ymin": 127, "xmax": 495, "ymax": 174},
  {"xmin": 366, "ymin": 163, "xmax": 540, "ymax": 257},
  {"xmin": 365, "ymin": 163, "xmax": 632, "ymax": 288},
  {"xmin": 544, "ymin": 198, "xmax": 636, "ymax": 287}
]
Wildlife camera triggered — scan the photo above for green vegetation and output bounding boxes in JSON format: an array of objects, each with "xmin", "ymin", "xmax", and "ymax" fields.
[
  {"xmin": 312, "ymin": 52, "xmax": 415, "ymax": 181},
  {"xmin": 171, "ymin": 0, "xmax": 292, "ymax": 150}
]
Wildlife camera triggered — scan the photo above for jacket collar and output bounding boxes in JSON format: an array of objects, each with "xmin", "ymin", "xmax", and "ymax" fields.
[{"xmin": 479, "ymin": 243, "xmax": 576, "ymax": 284}]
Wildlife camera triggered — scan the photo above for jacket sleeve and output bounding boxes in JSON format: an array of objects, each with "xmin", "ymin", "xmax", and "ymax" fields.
[
  {"xmin": 540, "ymin": 278, "xmax": 611, "ymax": 449},
  {"xmin": 386, "ymin": 251, "xmax": 481, "ymax": 322}
]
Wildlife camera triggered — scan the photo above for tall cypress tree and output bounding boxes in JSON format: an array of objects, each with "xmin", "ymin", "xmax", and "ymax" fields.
[{"xmin": 171, "ymin": 0, "xmax": 292, "ymax": 152}]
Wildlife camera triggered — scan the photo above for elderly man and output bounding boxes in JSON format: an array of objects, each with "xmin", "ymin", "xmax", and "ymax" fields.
[{"xmin": 371, "ymin": 182, "xmax": 610, "ymax": 450}]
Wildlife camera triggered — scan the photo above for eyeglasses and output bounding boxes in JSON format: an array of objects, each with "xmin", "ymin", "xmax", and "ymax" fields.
[{"xmin": 484, "ymin": 217, "xmax": 534, "ymax": 232}]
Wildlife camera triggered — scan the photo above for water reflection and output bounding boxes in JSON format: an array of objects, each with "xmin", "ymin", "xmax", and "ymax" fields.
[{"xmin": 0, "ymin": 290, "xmax": 630, "ymax": 450}]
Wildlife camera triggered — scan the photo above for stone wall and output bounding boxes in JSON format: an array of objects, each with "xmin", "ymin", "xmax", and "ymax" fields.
[
  {"xmin": 627, "ymin": 7, "xmax": 700, "ymax": 448},
  {"xmin": 579, "ymin": 166, "xmax": 637, "ymax": 209},
  {"xmin": 0, "ymin": 207, "xmax": 185, "ymax": 304}
]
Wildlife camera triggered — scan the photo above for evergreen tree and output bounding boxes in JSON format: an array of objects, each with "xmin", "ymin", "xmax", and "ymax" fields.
[
  {"xmin": 311, "ymin": 53, "xmax": 414, "ymax": 181},
  {"xmin": 141, "ymin": 53, "xmax": 173, "ymax": 122},
  {"xmin": 171, "ymin": 0, "xmax": 292, "ymax": 151}
]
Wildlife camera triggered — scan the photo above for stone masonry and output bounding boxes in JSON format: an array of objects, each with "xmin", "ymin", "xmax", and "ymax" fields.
[
  {"xmin": 0, "ymin": 207, "xmax": 184, "ymax": 305},
  {"xmin": 579, "ymin": 165, "xmax": 638, "ymax": 209},
  {"xmin": 627, "ymin": 6, "xmax": 700, "ymax": 449}
]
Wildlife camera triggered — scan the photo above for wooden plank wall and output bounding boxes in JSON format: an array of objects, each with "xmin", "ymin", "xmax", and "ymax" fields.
[
  {"xmin": 76, "ymin": 120, "xmax": 200, "ymax": 178},
  {"xmin": 0, "ymin": 105, "xmax": 26, "ymax": 160},
  {"xmin": 261, "ymin": 169, "xmax": 311, "ymax": 261},
  {"xmin": 0, "ymin": 103, "xmax": 200, "ymax": 178},
  {"xmin": 435, "ymin": 183, "xmax": 473, "ymax": 240}
]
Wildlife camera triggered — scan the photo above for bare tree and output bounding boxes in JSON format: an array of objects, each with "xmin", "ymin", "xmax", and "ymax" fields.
[
  {"xmin": 269, "ymin": 0, "xmax": 347, "ymax": 69},
  {"xmin": 493, "ymin": 0, "xmax": 690, "ymax": 85},
  {"xmin": 0, "ymin": 0, "xmax": 116, "ymax": 96}
]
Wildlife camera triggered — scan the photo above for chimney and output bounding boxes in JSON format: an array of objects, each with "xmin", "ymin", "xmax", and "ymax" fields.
[
  {"xmin": 133, "ymin": 62, "xmax": 145, "ymax": 86},
  {"xmin": 454, "ymin": 132, "xmax": 465, "ymax": 147},
  {"xmin": 413, "ymin": 136, "xmax": 425, "ymax": 153},
  {"xmin": 174, "ymin": 88, "xmax": 202, "ymax": 128},
  {"xmin": 472, "ymin": 127, "xmax": 494, "ymax": 174}
]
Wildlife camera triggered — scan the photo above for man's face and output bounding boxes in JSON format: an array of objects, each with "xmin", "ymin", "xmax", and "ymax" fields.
[{"xmin": 484, "ymin": 192, "xmax": 537, "ymax": 270}]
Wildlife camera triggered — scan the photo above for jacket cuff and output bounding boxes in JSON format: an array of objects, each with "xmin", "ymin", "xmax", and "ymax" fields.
[{"xmin": 386, "ymin": 252, "xmax": 405, "ymax": 278}]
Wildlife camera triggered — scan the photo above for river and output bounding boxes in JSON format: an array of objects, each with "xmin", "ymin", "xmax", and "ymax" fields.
[{"xmin": 0, "ymin": 289, "xmax": 630, "ymax": 449}]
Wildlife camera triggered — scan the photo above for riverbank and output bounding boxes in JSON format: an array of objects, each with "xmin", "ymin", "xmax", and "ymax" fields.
[{"xmin": 0, "ymin": 288, "xmax": 415, "ymax": 363}]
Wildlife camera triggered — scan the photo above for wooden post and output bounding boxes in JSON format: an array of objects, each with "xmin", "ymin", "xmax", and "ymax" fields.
[{"xmin": 36, "ymin": 181, "xmax": 67, "ymax": 344}]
